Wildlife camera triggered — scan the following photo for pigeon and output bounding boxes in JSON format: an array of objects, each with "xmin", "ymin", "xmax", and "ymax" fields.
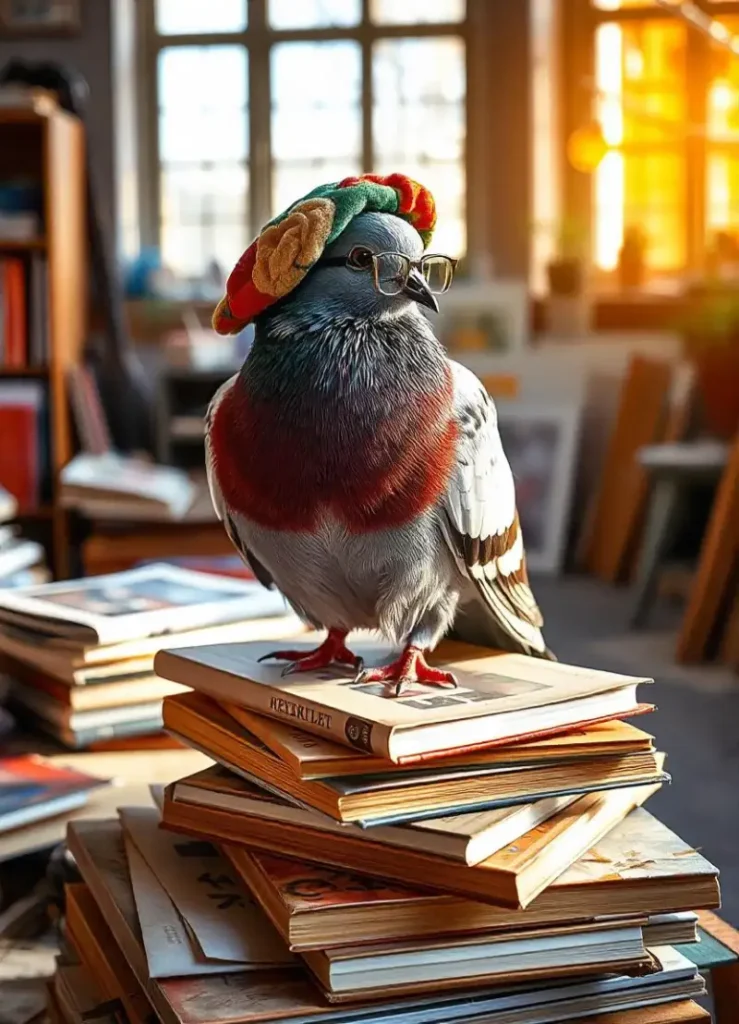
[{"xmin": 206, "ymin": 174, "xmax": 553, "ymax": 693}]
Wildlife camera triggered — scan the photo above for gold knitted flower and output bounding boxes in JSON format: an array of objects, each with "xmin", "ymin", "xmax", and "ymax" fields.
[{"xmin": 252, "ymin": 198, "xmax": 335, "ymax": 299}]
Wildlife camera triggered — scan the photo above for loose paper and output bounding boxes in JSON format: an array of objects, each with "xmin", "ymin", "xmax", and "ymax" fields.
[{"xmin": 119, "ymin": 807, "xmax": 292, "ymax": 966}]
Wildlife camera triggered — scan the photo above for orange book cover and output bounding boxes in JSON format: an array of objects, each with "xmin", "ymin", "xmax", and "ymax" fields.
[{"xmin": 3, "ymin": 259, "xmax": 28, "ymax": 367}]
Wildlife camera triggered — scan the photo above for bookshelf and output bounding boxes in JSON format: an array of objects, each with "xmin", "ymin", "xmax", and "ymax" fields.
[{"xmin": 0, "ymin": 100, "xmax": 87, "ymax": 579}]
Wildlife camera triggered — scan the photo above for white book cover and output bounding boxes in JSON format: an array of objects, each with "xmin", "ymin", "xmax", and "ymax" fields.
[
  {"xmin": 0, "ymin": 563, "xmax": 290, "ymax": 643},
  {"xmin": 120, "ymin": 806, "xmax": 293, "ymax": 967},
  {"xmin": 124, "ymin": 836, "xmax": 247, "ymax": 978},
  {"xmin": 61, "ymin": 452, "xmax": 196, "ymax": 519}
]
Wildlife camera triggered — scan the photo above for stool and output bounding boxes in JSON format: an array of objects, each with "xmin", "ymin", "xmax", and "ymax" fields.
[{"xmin": 629, "ymin": 442, "xmax": 729, "ymax": 629}]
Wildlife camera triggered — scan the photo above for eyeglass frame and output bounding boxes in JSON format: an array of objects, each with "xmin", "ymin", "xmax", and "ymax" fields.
[{"xmin": 316, "ymin": 246, "xmax": 458, "ymax": 296}]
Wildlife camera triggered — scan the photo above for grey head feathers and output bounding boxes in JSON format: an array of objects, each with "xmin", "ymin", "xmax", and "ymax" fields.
[{"xmin": 265, "ymin": 211, "xmax": 428, "ymax": 331}]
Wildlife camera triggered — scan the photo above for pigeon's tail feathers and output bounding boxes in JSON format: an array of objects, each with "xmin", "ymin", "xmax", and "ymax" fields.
[{"xmin": 451, "ymin": 589, "xmax": 556, "ymax": 661}]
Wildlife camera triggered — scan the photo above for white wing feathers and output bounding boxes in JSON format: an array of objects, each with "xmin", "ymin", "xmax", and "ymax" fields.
[{"xmin": 441, "ymin": 362, "xmax": 549, "ymax": 656}]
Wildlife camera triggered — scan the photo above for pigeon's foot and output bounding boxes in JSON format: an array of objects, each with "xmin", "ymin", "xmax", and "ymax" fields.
[
  {"xmin": 258, "ymin": 628, "xmax": 363, "ymax": 678},
  {"xmin": 356, "ymin": 645, "xmax": 458, "ymax": 697}
]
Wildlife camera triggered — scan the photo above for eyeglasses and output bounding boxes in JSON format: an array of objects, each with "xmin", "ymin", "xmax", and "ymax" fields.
[{"xmin": 318, "ymin": 246, "xmax": 458, "ymax": 297}]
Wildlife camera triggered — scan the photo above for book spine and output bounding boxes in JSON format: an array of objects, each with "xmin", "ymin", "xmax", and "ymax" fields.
[
  {"xmin": 237, "ymin": 682, "xmax": 392, "ymax": 759},
  {"xmin": 155, "ymin": 651, "xmax": 392, "ymax": 757}
]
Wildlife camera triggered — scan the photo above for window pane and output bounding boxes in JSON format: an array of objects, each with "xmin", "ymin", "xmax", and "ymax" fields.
[
  {"xmin": 159, "ymin": 47, "xmax": 248, "ymax": 162},
  {"xmin": 271, "ymin": 41, "xmax": 362, "ymax": 216},
  {"xmin": 161, "ymin": 165, "xmax": 249, "ymax": 277},
  {"xmin": 592, "ymin": 1, "xmax": 661, "ymax": 9},
  {"xmin": 370, "ymin": 0, "xmax": 465, "ymax": 24},
  {"xmin": 593, "ymin": 19, "xmax": 686, "ymax": 271},
  {"xmin": 269, "ymin": 0, "xmax": 361, "ymax": 29},
  {"xmin": 708, "ymin": 18, "xmax": 739, "ymax": 142},
  {"xmin": 156, "ymin": 0, "xmax": 246, "ymax": 34},
  {"xmin": 158, "ymin": 46, "xmax": 249, "ymax": 280},
  {"xmin": 373, "ymin": 37, "xmax": 466, "ymax": 256},
  {"xmin": 707, "ymin": 18, "xmax": 739, "ymax": 243}
]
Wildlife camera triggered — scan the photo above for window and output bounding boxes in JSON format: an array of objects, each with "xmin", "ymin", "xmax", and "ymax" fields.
[
  {"xmin": 563, "ymin": 0, "xmax": 739, "ymax": 279},
  {"xmin": 139, "ymin": 0, "xmax": 467, "ymax": 286}
]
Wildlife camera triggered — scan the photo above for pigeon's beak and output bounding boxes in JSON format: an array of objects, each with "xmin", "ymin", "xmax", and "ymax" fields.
[{"xmin": 402, "ymin": 267, "xmax": 439, "ymax": 313}]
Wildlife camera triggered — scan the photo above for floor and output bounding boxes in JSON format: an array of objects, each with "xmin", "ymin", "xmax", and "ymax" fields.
[{"xmin": 534, "ymin": 575, "xmax": 739, "ymax": 927}]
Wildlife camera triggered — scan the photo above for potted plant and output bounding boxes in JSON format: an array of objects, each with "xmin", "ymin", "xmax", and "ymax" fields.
[
  {"xmin": 679, "ymin": 283, "xmax": 739, "ymax": 439},
  {"xmin": 546, "ymin": 220, "xmax": 586, "ymax": 297},
  {"xmin": 618, "ymin": 225, "xmax": 647, "ymax": 291}
]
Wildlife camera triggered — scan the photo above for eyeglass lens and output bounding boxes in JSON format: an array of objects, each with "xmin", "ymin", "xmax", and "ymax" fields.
[
  {"xmin": 374, "ymin": 253, "xmax": 410, "ymax": 296},
  {"xmin": 421, "ymin": 256, "xmax": 454, "ymax": 294}
]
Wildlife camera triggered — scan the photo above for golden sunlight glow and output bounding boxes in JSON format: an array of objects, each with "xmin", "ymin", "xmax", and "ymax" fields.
[
  {"xmin": 595, "ymin": 23, "xmax": 624, "ymax": 269},
  {"xmin": 706, "ymin": 18, "xmax": 739, "ymax": 237},
  {"xmin": 567, "ymin": 123, "xmax": 608, "ymax": 173},
  {"xmin": 593, "ymin": 18, "xmax": 686, "ymax": 272}
]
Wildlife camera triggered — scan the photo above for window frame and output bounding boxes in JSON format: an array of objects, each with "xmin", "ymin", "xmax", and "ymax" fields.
[
  {"xmin": 562, "ymin": 0, "xmax": 739, "ymax": 280},
  {"xmin": 134, "ymin": 0, "xmax": 470, "ymax": 266}
]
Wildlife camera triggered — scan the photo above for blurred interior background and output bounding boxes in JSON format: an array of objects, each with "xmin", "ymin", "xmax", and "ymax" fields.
[{"xmin": 0, "ymin": 0, "xmax": 738, "ymax": 933}]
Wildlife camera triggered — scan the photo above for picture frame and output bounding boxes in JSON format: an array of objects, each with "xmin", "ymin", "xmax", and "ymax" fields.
[
  {"xmin": 0, "ymin": 0, "xmax": 81, "ymax": 35},
  {"xmin": 495, "ymin": 400, "xmax": 582, "ymax": 575},
  {"xmin": 437, "ymin": 279, "xmax": 529, "ymax": 354}
]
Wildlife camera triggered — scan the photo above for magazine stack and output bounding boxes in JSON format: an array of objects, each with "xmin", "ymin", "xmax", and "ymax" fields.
[{"xmin": 0, "ymin": 564, "xmax": 301, "ymax": 748}]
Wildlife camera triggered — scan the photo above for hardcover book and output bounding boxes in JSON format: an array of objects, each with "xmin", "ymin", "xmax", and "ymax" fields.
[
  {"xmin": 225, "ymin": 704, "xmax": 656, "ymax": 779},
  {"xmin": 66, "ymin": 819, "xmax": 706, "ymax": 1024},
  {"xmin": 155, "ymin": 638, "xmax": 653, "ymax": 762},
  {"xmin": 223, "ymin": 807, "xmax": 720, "ymax": 948},
  {"xmin": 163, "ymin": 691, "xmax": 665, "ymax": 828},
  {"xmin": 165, "ymin": 767, "xmax": 663, "ymax": 908}
]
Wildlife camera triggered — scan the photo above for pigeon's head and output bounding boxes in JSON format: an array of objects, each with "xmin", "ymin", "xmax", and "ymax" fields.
[
  {"xmin": 289, "ymin": 211, "xmax": 438, "ymax": 321},
  {"xmin": 211, "ymin": 174, "xmax": 440, "ymax": 335}
]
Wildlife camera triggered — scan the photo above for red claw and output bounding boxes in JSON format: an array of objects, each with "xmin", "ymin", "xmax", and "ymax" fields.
[
  {"xmin": 357, "ymin": 645, "xmax": 458, "ymax": 697},
  {"xmin": 258, "ymin": 628, "xmax": 362, "ymax": 677}
]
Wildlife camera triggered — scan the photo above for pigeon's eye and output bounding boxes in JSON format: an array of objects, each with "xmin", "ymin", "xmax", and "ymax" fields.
[{"xmin": 347, "ymin": 246, "xmax": 374, "ymax": 270}]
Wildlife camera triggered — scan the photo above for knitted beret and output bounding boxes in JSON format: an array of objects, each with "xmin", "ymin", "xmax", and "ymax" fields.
[{"xmin": 212, "ymin": 172, "xmax": 436, "ymax": 335}]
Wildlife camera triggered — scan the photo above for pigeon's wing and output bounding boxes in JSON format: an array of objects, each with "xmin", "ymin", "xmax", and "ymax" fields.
[
  {"xmin": 441, "ymin": 361, "xmax": 551, "ymax": 657},
  {"xmin": 204, "ymin": 376, "xmax": 275, "ymax": 590}
]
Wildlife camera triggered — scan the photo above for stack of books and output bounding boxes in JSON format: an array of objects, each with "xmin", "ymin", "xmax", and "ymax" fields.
[
  {"xmin": 55, "ymin": 635, "xmax": 725, "ymax": 1020},
  {"xmin": 60, "ymin": 452, "xmax": 198, "ymax": 522},
  {"xmin": 54, "ymin": 800, "xmax": 716, "ymax": 1024},
  {"xmin": 0, "ymin": 564, "xmax": 302, "ymax": 748}
]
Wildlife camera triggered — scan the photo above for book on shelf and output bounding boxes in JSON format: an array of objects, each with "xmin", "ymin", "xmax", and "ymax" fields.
[
  {"xmin": 163, "ymin": 766, "xmax": 663, "ymax": 908},
  {"xmin": 0, "ymin": 754, "xmax": 107, "ymax": 834},
  {"xmin": 226, "ymin": 704, "xmax": 658, "ymax": 780},
  {"xmin": 0, "ymin": 255, "xmax": 26, "ymax": 366},
  {"xmin": 0, "ymin": 379, "xmax": 48, "ymax": 510},
  {"xmin": 154, "ymin": 637, "xmax": 654, "ymax": 762},
  {"xmin": 0, "ymin": 563, "xmax": 293, "ymax": 644},
  {"xmin": 64, "ymin": 817, "xmax": 708, "ymax": 1024},
  {"xmin": 222, "ymin": 806, "xmax": 719, "ymax": 950},
  {"xmin": 0, "ymin": 252, "xmax": 49, "ymax": 367},
  {"xmin": 163, "ymin": 691, "xmax": 668, "ymax": 827},
  {"xmin": 66, "ymin": 365, "xmax": 112, "ymax": 455},
  {"xmin": 60, "ymin": 452, "xmax": 197, "ymax": 521}
]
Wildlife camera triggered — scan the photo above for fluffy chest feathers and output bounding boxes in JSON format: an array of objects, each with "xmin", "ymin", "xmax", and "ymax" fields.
[{"xmin": 208, "ymin": 313, "xmax": 458, "ymax": 532}]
